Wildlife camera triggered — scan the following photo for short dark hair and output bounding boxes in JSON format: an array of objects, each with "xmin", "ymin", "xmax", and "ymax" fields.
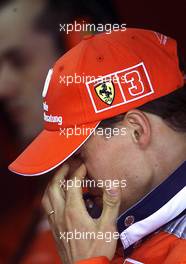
[
  {"xmin": 99, "ymin": 49, "xmax": 186, "ymax": 133},
  {"xmin": 138, "ymin": 85, "xmax": 186, "ymax": 132},
  {"xmin": 98, "ymin": 84, "xmax": 186, "ymax": 133}
]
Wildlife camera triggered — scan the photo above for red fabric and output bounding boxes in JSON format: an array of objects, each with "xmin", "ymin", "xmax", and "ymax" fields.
[
  {"xmin": 75, "ymin": 231, "xmax": 186, "ymax": 264},
  {"xmin": 76, "ymin": 256, "xmax": 110, "ymax": 264}
]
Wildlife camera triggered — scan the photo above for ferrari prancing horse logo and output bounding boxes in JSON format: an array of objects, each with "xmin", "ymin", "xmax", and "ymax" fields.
[{"xmin": 95, "ymin": 81, "xmax": 115, "ymax": 105}]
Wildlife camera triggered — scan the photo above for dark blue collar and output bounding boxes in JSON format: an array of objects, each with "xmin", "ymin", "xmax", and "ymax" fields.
[{"xmin": 117, "ymin": 161, "xmax": 186, "ymax": 248}]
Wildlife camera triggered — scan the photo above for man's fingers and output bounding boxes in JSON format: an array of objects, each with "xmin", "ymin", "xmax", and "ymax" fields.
[
  {"xmin": 44, "ymin": 164, "xmax": 70, "ymax": 220},
  {"xmin": 48, "ymin": 163, "xmax": 70, "ymax": 198},
  {"xmin": 42, "ymin": 189, "xmax": 52, "ymax": 213},
  {"xmin": 51, "ymin": 163, "xmax": 70, "ymax": 186},
  {"xmin": 100, "ymin": 187, "xmax": 121, "ymax": 226},
  {"xmin": 65, "ymin": 164, "xmax": 88, "ymax": 215}
]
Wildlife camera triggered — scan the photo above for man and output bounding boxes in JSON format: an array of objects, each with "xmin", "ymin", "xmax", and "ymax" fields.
[
  {"xmin": 9, "ymin": 28, "xmax": 186, "ymax": 263},
  {"xmin": 1, "ymin": 1, "xmax": 121, "ymax": 262}
]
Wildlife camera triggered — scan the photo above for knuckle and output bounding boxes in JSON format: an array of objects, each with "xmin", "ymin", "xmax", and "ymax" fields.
[{"xmin": 103, "ymin": 195, "xmax": 119, "ymax": 207}]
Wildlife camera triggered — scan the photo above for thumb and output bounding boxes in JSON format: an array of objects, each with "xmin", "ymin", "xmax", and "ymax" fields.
[{"xmin": 100, "ymin": 187, "xmax": 121, "ymax": 226}]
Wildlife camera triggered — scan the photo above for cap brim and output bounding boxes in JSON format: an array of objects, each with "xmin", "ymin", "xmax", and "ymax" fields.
[{"xmin": 9, "ymin": 122, "xmax": 100, "ymax": 176}]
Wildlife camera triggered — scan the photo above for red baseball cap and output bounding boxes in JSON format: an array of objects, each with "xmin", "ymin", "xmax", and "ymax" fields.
[{"xmin": 9, "ymin": 28, "xmax": 184, "ymax": 176}]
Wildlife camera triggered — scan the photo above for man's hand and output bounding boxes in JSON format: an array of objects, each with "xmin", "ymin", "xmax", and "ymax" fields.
[{"xmin": 42, "ymin": 163, "xmax": 121, "ymax": 264}]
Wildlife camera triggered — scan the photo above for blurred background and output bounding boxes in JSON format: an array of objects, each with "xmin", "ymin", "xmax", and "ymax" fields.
[{"xmin": 0, "ymin": 0, "xmax": 185, "ymax": 263}]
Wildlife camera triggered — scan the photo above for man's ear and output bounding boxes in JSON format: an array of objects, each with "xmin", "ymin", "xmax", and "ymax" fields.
[{"xmin": 125, "ymin": 109, "xmax": 151, "ymax": 148}]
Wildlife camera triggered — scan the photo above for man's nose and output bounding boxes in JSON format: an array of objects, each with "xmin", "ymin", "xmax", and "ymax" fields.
[{"xmin": 0, "ymin": 63, "xmax": 19, "ymax": 98}]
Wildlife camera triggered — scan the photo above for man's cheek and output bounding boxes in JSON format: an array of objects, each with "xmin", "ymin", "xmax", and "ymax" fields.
[{"xmin": 86, "ymin": 157, "xmax": 104, "ymax": 174}]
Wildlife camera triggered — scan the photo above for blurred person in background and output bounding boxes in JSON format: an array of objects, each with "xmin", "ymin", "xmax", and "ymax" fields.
[
  {"xmin": 0, "ymin": 0, "xmax": 64, "ymax": 262},
  {"xmin": 0, "ymin": 0, "xmax": 119, "ymax": 263},
  {"xmin": 0, "ymin": 0, "xmax": 119, "ymax": 145}
]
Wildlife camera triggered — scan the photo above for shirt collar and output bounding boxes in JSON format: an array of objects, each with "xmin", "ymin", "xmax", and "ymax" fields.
[{"xmin": 117, "ymin": 161, "xmax": 186, "ymax": 249}]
